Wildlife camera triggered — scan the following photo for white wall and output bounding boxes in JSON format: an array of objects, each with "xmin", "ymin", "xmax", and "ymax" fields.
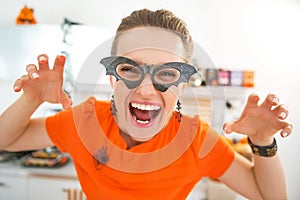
[{"xmin": 1, "ymin": 0, "xmax": 300, "ymax": 198}]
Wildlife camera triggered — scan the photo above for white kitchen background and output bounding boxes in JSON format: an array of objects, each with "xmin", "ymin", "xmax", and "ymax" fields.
[{"xmin": 0, "ymin": 0, "xmax": 299, "ymax": 199}]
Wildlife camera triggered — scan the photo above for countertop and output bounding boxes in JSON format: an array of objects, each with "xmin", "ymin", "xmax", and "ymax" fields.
[{"xmin": 0, "ymin": 159, "xmax": 77, "ymax": 179}]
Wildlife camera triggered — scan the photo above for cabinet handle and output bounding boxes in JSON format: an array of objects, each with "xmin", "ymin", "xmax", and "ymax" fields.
[
  {"xmin": 63, "ymin": 188, "xmax": 71, "ymax": 200},
  {"xmin": 62, "ymin": 188, "xmax": 86, "ymax": 200}
]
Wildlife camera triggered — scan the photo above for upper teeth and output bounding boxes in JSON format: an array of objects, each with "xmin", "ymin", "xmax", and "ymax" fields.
[{"xmin": 131, "ymin": 103, "xmax": 160, "ymax": 111}]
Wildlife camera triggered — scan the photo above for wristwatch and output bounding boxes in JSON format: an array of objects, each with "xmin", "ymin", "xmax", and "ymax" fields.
[{"xmin": 247, "ymin": 137, "xmax": 277, "ymax": 157}]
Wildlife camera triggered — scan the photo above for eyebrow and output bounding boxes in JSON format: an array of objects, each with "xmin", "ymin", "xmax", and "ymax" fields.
[{"xmin": 119, "ymin": 56, "xmax": 186, "ymax": 66}]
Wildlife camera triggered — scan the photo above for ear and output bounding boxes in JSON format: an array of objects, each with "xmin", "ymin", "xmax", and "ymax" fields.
[{"xmin": 109, "ymin": 75, "xmax": 117, "ymax": 89}]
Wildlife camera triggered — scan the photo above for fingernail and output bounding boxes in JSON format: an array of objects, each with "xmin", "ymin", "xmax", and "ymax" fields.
[
  {"xmin": 279, "ymin": 112, "xmax": 287, "ymax": 119},
  {"xmin": 32, "ymin": 72, "xmax": 40, "ymax": 79},
  {"xmin": 14, "ymin": 85, "xmax": 18, "ymax": 91},
  {"xmin": 282, "ymin": 132, "xmax": 288, "ymax": 137},
  {"xmin": 39, "ymin": 55, "xmax": 47, "ymax": 61},
  {"xmin": 58, "ymin": 55, "xmax": 66, "ymax": 61},
  {"xmin": 272, "ymin": 97, "xmax": 279, "ymax": 104},
  {"xmin": 27, "ymin": 64, "xmax": 35, "ymax": 71},
  {"xmin": 224, "ymin": 126, "xmax": 231, "ymax": 133}
]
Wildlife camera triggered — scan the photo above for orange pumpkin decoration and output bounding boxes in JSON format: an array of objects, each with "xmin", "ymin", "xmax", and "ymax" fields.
[{"xmin": 16, "ymin": 5, "xmax": 37, "ymax": 25}]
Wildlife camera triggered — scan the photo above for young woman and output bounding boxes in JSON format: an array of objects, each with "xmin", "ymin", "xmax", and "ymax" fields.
[{"xmin": 0, "ymin": 9, "xmax": 293, "ymax": 200}]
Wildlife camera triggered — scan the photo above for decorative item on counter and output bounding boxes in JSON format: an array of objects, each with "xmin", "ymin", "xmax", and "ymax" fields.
[
  {"xmin": 0, "ymin": 151, "xmax": 15, "ymax": 162},
  {"xmin": 218, "ymin": 69, "xmax": 230, "ymax": 86},
  {"xmin": 243, "ymin": 70, "xmax": 255, "ymax": 87},
  {"xmin": 230, "ymin": 70, "xmax": 243, "ymax": 86},
  {"xmin": 21, "ymin": 148, "xmax": 69, "ymax": 168},
  {"xmin": 16, "ymin": 5, "xmax": 37, "ymax": 25},
  {"xmin": 202, "ymin": 68, "xmax": 255, "ymax": 87},
  {"xmin": 189, "ymin": 71, "xmax": 204, "ymax": 87},
  {"xmin": 205, "ymin": 68, "xmax": 219, "ymax": 86},
  {"xmin": 0, "ymin": 150, "xmax": 32, "ymax": 162}
]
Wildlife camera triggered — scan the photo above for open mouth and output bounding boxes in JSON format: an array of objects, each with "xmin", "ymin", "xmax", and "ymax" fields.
[{"xmin": 129, "ymin": 102, "xmax": 161, "ymax": 126}]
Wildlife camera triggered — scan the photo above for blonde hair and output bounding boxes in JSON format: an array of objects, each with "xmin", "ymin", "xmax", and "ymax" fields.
[{"xmin": 111, "ymin": 9, "xmax": 194, "ymax": 63}]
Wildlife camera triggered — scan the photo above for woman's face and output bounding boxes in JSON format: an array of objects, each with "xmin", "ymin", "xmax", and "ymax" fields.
[{"xmin": 110, "ymin": 27, "xmax": 187, "ymax": 141}]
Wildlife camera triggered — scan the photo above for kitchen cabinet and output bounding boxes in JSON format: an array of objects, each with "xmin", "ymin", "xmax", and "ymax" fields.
[
  {"xmin": 0, "ymin": 173, "xmax": 28, "ymax": 200},
  {"xmin": 0, "ymin": 160, "xmax": 85, "ymax": 200},
  {"xmin": 28, "ymin": 175, "xmax": 84, "ymax": 200}
]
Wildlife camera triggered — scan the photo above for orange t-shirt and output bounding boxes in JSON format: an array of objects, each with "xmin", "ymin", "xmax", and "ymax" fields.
[{"xmin": 46, "ymin": 97, "xmax": 234, "ymax": 200}]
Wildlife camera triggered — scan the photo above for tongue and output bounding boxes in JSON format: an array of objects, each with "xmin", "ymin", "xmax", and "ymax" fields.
[{"xmin": 132, "ymin": 108, "xmax": 153, "ymax": 121}]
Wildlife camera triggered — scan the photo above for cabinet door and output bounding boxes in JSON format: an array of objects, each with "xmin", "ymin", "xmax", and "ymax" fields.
[
  {"xmin": 28, "ymin": 176, "xmax": 85, "ymax": 200},
  {"xmin": 0, "ymin": 174, "xmax": 27, "ymax": 200}
]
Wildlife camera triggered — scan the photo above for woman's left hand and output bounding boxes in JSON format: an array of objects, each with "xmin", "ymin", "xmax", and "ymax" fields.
[{"xmin": 223, "ymin": 93, "xmax": 293, "ymax": 145}]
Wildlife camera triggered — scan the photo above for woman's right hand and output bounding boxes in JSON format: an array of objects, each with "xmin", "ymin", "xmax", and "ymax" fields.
[{"xmin": 13, "ymin": 54, "xmax": 72, "ymax": 109}]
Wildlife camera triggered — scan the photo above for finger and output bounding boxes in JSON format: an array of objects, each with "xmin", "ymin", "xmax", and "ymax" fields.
[
  {"xmin": 223, "ymin": 121, "xmax": 241, "ymax": 134},
  {"xmin": 223, "ymin": 122, "xmax": 233, "ymax": 134},
  {"xmin": 53, "ymin": 55, "xmax": 66, "ymax": 73},
  {"xmin": 245, "ymin": 93, "xmax": 260, "ymax": 107},
  {"xmin": 280, "ymin": 124, "xmax": 293, "ymax": 138},
  {"xmin": 272, "ymin": 104, "xmax": 289, "ymax": 120},
  {"xmin": 60, "ymin": 92, "xmax": 72, "ymax": 110},
  {"xmin": 261, "ymin": 94, "xmax": 279, "ymax": 109},
  {"xmin": 37, "ymin": 54, "xmax": 50, "ymax": 70},
  {"xmin": 26, "ymin": 64, "xmax": 40, "ymax": 79},
  {"xmin": 13, "ymin": 75, "xmax": 29, "ymax": 92}
]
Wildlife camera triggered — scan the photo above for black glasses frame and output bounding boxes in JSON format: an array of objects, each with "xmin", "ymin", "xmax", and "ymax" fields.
[{"xmin": 100, "ymin": 56, "xmax": 197, "ymax": 92}]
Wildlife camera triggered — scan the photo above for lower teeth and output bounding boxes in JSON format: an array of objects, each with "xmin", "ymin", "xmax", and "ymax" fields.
[
  {"xmin": 133, "ymin": 116, "xmax": 150, "ymax": 124},
  {"xmin": 136, "ymin": 119, "xmax": 150, "ymax": 124}
]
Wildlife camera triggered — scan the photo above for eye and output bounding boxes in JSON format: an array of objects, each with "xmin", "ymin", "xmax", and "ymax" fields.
[
  {"xmin": 157, "ymin": 71, "xmax": 176, "ymax": 77},
  {"xmin": 119, "ymin": 65, "xmax": 139, "ymax": 73},
  {"xmin": 154, "ymin": 68, "xmax": 180, "ymax": 84},
  {"xmin": 116, "ymin": 64, "xmax": 142, "ymax": 81}
]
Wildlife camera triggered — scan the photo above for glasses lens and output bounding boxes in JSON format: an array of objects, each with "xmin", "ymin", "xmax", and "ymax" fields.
[
  {"xmin": 154, "ymin": 67, "xmax": 181, "ymax": 84},
  {"xmin": 116, "ymin": 64, "xmax": 142, "ymax": 81}
]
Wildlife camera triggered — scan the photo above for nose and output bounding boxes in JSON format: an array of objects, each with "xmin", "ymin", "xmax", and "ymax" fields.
[{"xmin": 136, "ymin": 75, "xmax": 157, "ymax": 96}]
